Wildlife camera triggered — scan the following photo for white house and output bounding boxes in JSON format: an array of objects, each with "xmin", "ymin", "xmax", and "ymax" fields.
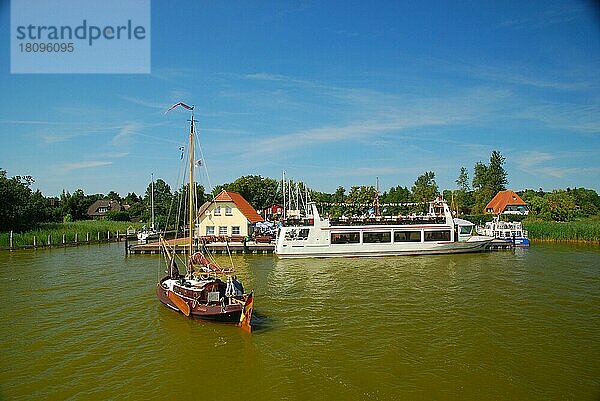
[{"xmin": 196, "ymin": 190, "xmax": 263, "ymax": 239}]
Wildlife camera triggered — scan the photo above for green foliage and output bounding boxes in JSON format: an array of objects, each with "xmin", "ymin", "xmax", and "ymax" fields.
[
  {"xmin": 142, "ymin": 178, "xmax": 172, "ymax": 229},
  {"xmin": 0, "ymin": 168, "xmax": 54, "ymax": 232},
  {"xmin": 59, "ymin": 189, "xmax": 96, "ymax": 221},
  {"xmin": 472, "ymin": 150, "xmax": 508, "ymax": 213},
  {"xmin": 345, "ymin": 186, "xmax": 376, "ymax": 216},
  {"xmin": 411, "ymin": 171, "xmax": 438, "ymax": 213},
  {"xmin": 0, "ymin": 220, "xmax": 142, "ymax": 247},
  {"xmin": 213, "ymin": 175, "xmax": 279, "ymax": 211},
  {"xmin": 381, "ymin": 185, "xmax": 410, "ymax": 215},
  {"xmin": 524, "ymin": 220, "xmax": 600, "ymax": 242},
  {"xmin": 104, "ymin": 210, "xmax": 131, "ymax": 221}
]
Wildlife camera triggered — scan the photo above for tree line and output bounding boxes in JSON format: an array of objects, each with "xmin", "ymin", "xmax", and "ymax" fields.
[{"xmin": 2, "ymin": 150, "xmax": 599, "ymax": 232}]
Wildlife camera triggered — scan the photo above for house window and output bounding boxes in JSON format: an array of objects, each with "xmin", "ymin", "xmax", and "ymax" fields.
[
  {"xmin": 99, "ymin": 207, "xmax": 108, "ymax": 213},
  {"xmin": 214, "ymin": 206, "xmax": 221, "ymax": 215},
  {"xmin": 219, "ymin": 226, "xmax": 228, "ymax": 235},
  {"xmin": 231, "ymin": 226, "xmax": 241, "ymax": 235},
  {"xmin": 206, "ymin": 226, "xmax": 215, "ymax": 235},
  {"xmin": 424, "ymin": 230, "xmax": 451, "ymax": 241},
  {"xmin": 330, "ymin": 232, "xmax": 360, "ymax": 244},
  {"xmin": 225, "ymin": 206, "xmax": 233, "ymax": 216},
  {"xmin": 363, "ymin": 231, "xmax": 391, "ymax": 243},
  {"xmin": 394, "ymin": 231, "xmax": 421, "ymax": 242}
]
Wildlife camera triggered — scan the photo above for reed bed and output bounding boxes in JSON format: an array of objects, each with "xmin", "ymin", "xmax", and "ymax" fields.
[
  {"xmin": 0, "ymin": 221, "xmax": 142, "ymax": 248},
  {"xmin": 524, "ymin": 220, "xmax": 600, "ymax": 243}
]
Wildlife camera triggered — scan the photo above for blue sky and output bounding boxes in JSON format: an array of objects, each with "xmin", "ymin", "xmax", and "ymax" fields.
[{"xmin": 1, "ymin": 0, "xmax": 599, "ymax": 197}]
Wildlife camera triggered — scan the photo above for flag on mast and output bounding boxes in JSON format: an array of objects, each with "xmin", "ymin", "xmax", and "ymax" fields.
[{"xmin": 165, "ymin": 102, "xmax": 194, "ymax": 114}]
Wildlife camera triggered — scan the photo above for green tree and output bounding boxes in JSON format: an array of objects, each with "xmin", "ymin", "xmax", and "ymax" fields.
[
  {"xmin": 472, "ymin": 151, "xmax": 508, "ymax": 213},
  {"xmin": 381, "ymin": 185, "xmax": 410, "ymax": 215},
  {"xmin": 106, "ymin": 191, "xmax": 121, "ymax": 202},
  {"xmin": 454, "ymin": 166, "xmax": 472, "ymax": 214},
  {"xmin": 143, "ymin": 179, "xmax": 172, "ymax": 229},
  {"xmin": 59, "ymin": 189, "xmax": 92, "ymax": 221},
  {"xmin": 213, "ymin": 175, "xmax": 279, "ymax": 210},
  {"xmin": 411, "ymin": 171, "xmax": 439, "ymax": 202},
  {"xmin": 411, "ymin": 172, "xmax": 439, "ymax": 214},
  {"xmin": 345, "ymin": 186, "xmax": 376, "ymax": 216},
  {"xmin": 0, "ymin": 169, "xmax": 52, "ymax": 231},
  {"xmin": 546, "ymin": 190, "xmax": 577, "ymax": 221}
]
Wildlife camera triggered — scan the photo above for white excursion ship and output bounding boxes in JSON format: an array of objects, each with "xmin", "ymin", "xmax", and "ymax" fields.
[{"xmin": 275, "ymin": 199, "xmax": 494, "ymax": 258}]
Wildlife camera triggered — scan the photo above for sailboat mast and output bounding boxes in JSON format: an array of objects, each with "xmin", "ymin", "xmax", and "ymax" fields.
[
  {"xmin": 375, "ymin": 176, "xmax": 380, "ymax": 217},
  {"xmin": 150, "ymin": 173, "xmax": 155, "ymax": 230},
  {"xmin": 188, "ymin": 113, "xmax": 195, "ymax": 258}
]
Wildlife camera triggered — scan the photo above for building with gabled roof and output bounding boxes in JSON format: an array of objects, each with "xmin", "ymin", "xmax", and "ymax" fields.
[
  {"xmin": 484, "ymin": 190, "xmax": 529, "ymax": 215},
  {"xmin": 87, "ymin": 199, "xmax": 123, "ymax": 219},
  {"xmin": 196, "ymin": 190, "xmax": 263, "ymax": 239}
]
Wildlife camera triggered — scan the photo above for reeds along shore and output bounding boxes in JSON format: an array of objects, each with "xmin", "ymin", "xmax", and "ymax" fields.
[
  {"xmin": 0, "ymin": 221, "xmax": 141, "ymax": 249},
  {"xmin": 524, "ymin": 220, "xmax": 600, "ymax": 243}
]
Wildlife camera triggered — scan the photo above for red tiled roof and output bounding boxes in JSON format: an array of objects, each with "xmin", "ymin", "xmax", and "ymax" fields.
[
  {"xmin": 213, "ymin": 190, "xmax": 264, "ymax": 223},
  {"xmin": 484, "ymin": 190, "xmax": 527, "ymax": 214}
]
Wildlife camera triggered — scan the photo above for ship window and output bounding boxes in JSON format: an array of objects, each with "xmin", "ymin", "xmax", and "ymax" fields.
[
  {"xmin": 394, "ymin": 231, "xmax": 421, "ymax": 242},
  {"xmin": 424, "ymin": 230, "xmax": 451, "ymax": 241},
  {"xmin": 363, "ymin": 231, "xmax": 391, "ymax": 243},
  {"xmin": 459, "ymin": 226, "xmax": 472, "ymax": 235},
  {"xmin": 331, "ymin": 232, "xmax": 360, "ymax": 244},
  {"xmin": 298, "ymin": 229, "xmax": 310, "ymax": 239},
  {"xmin": 206, "ymin": 226, "xmax": 215, "ymax": 235}
]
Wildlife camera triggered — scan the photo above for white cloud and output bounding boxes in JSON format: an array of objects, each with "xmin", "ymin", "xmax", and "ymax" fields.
[{"xmin": 59, "ymin": 161, "xmax": 113, "ymax": 174}]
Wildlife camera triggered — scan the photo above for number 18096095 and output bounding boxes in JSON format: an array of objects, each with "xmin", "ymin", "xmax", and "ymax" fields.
[{"xmin": 19, "ymin": 42, "xmax": 74, "ymax": 52}]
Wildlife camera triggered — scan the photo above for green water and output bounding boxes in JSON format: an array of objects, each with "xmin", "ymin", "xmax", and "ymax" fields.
[{"xmin": 0, "ymin": 243, "xmax": 598, "ymax": 400}]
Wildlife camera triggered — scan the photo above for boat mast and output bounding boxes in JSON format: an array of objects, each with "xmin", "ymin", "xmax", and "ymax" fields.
[
  {"xmin": 188, "ymin": 112, "xmax": 195, "ymax": 259},
  {"xmin": 150, "ymin": 173, "xmax": 155, "ymax": 230},
  {"xmin": 282, "ymin": 170, "xmax": 286, "ymax": 222},
  {"xmin": 375, "ymin": 176, "xmax": 380, "ymax": 217}
]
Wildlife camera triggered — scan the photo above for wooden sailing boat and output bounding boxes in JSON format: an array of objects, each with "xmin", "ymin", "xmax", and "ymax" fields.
[{"xmin": 155, "ymin": 103, "xmax": 253, "ymax": 332}]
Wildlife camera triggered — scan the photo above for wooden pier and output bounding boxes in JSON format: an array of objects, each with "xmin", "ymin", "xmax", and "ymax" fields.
[
  {"xmin": 128, "ymin": 239, "xmax": 275, "ymax": 255},
  {"xmin": 486, "ymin": 239, "xmax": 522, "ymax": 250}
]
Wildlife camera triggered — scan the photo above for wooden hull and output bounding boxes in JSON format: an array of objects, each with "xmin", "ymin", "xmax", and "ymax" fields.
[{"xmin": 156, "ymin": 278, "xmax": 243, "ymax": 323}]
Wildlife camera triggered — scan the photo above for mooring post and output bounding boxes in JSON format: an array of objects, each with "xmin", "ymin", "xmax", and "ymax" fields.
[
  {"xmin": 108, "ymin": 231, "xmax": 110, "ymax": 241},
  {"xmin": 9, "ymin": 230, "xmax": 13, "ymax": 250},
  {"xmin": 33, "ymin": 236, "xmax": 37, "ymax": 248},
  {"xmin": 75, "ymin": 232, "xmax": 78, "ymax": 244},
  {"xmin": 86, "ymin": 232, "xmax": 90, "ymax": 243},
  {"xmin": 62, "ymin": 233, "xmax": 66, "ymax": 245},
  {"xmin": 97, "ymin": 232, "xmax": 100, "ymax": 241},
  {"xmin": 47, "ymin": 235, "xmax": 51, "ymax": 246},
  {"xmin": 125, "ymin": 235, "xmax": 129, "ymax": 256}
]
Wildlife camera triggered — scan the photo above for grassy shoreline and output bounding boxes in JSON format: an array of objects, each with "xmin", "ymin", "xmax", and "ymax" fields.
[
  {"xmin": 523, "ymin": 220, "xmax": 600, "ymax": 243},
  {"xmin": 0, "ymin": 221, "xmax": 142, "ymax": 248}
]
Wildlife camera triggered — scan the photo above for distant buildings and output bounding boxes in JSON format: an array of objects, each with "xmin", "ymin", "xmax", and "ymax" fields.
[
  {"xmin": 87, "ymin": 200, "xmax": 123, "ymax": 219},
  {"xmin": 484, "ymin": 190, "xmax": 529, "ymax": 215}
]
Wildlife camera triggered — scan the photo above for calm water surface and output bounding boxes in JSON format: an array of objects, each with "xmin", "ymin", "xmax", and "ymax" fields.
[{"xmin": 0, "ymin": 243, "xmax": 598, "ymax": 400}]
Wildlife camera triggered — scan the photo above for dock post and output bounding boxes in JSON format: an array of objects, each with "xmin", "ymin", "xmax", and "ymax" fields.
[
  {"xmin": 33, "ymin": 236, "xmax": 37, "ymax": 248},
  {"xmin": 62, "ymin": 234, "xmax": 66, "ymax": 245},
  {"xmin": 97, "ymin": 232, "xmax": 100, "ymax": 241},
  {"xmin": 125, "ymin": 235, "xmax": 129, "ymax": 256},
  {"xmin": 108, "ymin": 231, "xmax": 111, "ymax": 241},
  {"xmin": 9, "ymin": 231, "xmax": 13, "ymax": 250},
  {"xmin": 75, "ymin": 232, "xmax": 78, "ymax": 244},
  {"xmin": 87, "ymin": 232, "xmax": 90, "ymax": 243},
  {"xmin": 48, "ymin": 235, "xmax": 51, "ymax": 246}
]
